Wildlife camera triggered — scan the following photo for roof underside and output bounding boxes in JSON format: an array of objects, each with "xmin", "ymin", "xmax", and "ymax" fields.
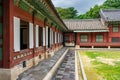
[
  {"xmin": 15, "ymin": 0, "xmax": 67, "ymax": 31},
  {"xmin": 64, "ymin": 19, "xmax": 109, "ymax": 32},
  {"xmin": 100, "ymin": 9, "xmax": 120, "ymax": 22}
]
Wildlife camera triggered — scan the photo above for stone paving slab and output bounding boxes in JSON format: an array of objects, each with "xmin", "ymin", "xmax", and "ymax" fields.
[
  {"xmin": 51, "ymin": 50, "xmax": 75, "ymax": 80},
  {"xmin": 17, "ymin": 47, "xmax": 67, "ymax": 80}
]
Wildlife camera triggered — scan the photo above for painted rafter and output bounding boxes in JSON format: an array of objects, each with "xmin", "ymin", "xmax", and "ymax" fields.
[
  {"xmin": 44, "ymin": 0, "xmax": 68, "ymax": 30},
  {"xmin": 23, "ymin": 0, "xmax": 67, "ymax": 31},
  {"xmin": 35, "ymin": 0, "xmax": 67, "ymax": 31}
]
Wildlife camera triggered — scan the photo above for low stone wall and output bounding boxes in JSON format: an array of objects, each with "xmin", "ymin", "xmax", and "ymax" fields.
[
  {"xmin": 51, "ymin": 49, "xmax": 75, "ymax": 80},
  {"xmin": 43, "ymin": 48, "xmax": 68, "ymax": 80},
  {"xmin": 75, "ymin": 51, "xmax": 79, "ymax": 80}
]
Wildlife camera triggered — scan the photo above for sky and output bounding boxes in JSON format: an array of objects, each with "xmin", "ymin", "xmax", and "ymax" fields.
[{"xmin": 52, "ymin": 0, "xmax": 106, "ymax": 14}]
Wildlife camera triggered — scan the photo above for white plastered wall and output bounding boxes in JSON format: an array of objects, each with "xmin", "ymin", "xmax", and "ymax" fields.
[
  {"xmin": 58, "ymin": 33, "xmax": 59, "ymax": 43},
  {"xmin": 43, "ymin": 28, "xmax": 45, "ymax": 46},
  {"xmin": 55, "ymin": 32, "xmax": 57, "ymax": 44},
  {"xmin": 52, "ymin": 31, "xmax": 53, "ymax": 44},
  {"xmin": 14, "ymin": 17, "xmax": 20, "ymax": 52},
  {"xmin": 36, "ymin": 25, "xmax": 39, "ymax": 47},
  {"xmin": 46, "ymin": 26, "xmax": 48, "ymax": 47},
  {"xmin": 29, "ymin": 23, "xmax": 34, "ymax": 48}
]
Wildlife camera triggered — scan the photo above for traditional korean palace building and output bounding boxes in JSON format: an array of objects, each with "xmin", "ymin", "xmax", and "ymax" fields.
[
  {"xmin": 0, "ymin": 0, "xmax": 67, "ymax": 80},
  {"xmin": 63, "ymin": 9, "xmax": 120, "ymax": 48},
  {"xmin": 0, "ymin": 0, "xmax": 120, "ymax": 80}
]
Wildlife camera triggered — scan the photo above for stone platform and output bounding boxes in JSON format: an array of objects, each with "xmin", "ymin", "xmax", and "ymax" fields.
[{"xmin": 17, "ymin": 47, "xmax": 67, "ymax": 80}]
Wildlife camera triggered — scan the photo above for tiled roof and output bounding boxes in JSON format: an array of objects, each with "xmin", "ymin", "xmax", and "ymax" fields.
[
  {"xmin": 100, "ymin": 9, "xmax": 120, "ymax": 21},
  {"xmin": 63, "ymin": 19, "xmax": 108, "ymax": 31}
]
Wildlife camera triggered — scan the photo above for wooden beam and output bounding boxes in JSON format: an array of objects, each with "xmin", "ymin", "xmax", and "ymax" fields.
[
  {"xmin": 0, "ymin": 60, "xmax": 2, "ymax": 68},
  {"xmin": 0, "ymin": 17, "xmax": 3, "ymax": 22},
  {"xmin": 14, "ymin": 6, "xmax": 44, "ymax": 27},
  {"xmin": 0, "ymin": 44, "xmax": 2, "ymax": 48},
  {"xmin": 0, "ymin": 3, "xmax": 2, "ymax": 6},
  {"xmin": 0, "ymin": 35, "xmax": 2, "ymax": 39}
]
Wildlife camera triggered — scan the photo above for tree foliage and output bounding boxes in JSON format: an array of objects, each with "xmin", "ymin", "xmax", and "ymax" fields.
[
  {"xmin": 103, "ymin": 0, "xmax": 120, "ymax": 9},
  {"xmin": 77, "ymin": 5, "xmax": 101, "ymax": 19},
  {"xmin": 56, "ymin": 0, "xmax": 120, "ymax": 19},
  {"xmin": 77, "ymin": 0, "xmax": 120, "ymax": 19},
  {"xmin": 56, "ymin": 7, "xmax": 78, "ymax": 19}
]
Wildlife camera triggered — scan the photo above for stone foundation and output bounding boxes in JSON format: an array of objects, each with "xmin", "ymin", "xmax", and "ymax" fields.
[
  {"xmin": 46, "ymin": 45, "xmax": 63, "ymax": 58},
  {"xmin": 92, "ymin": 46, "xmax": 94, "ymax": 49},
  {"xmin": 46, "ymin": 52, "xmax": 53, "ymax": 58},
  {"xmin": 108, "ymin": 46, "xmax": 111, "ymax": 49},
  {"xmin": 0, "ymin": 54, "xmax": 45, "ymax": 80},
  {"xmin": 75, "ymin": 45, "xmax": 80, "ymax": 49},
  {"xmin": 0, "ymin": 69, "xmax": 11, "ymax": 80},
  {"xmin": 0, "ymin": 46, "xmax": 63, "ymax": 80},
  {"xmin": 33, "ymin": 54, "xmax": 45, "ymax": 65}
]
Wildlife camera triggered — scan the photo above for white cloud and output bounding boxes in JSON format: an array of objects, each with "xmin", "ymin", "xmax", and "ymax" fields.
[{"xmin": 52, "ymin": 0, "xmax": 106, "ymax": 14}]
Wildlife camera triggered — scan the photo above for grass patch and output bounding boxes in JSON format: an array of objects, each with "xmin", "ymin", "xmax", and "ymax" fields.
[
  {"xmin": 79, "ymin": 50, "xmax": 120, "ymax": 80},
  {"xmin": 93, "ymin": 60, "xmax": 120, "ymax": 80},
  {"xmin": 86, "ymin": 51, "xmax": 100, "ymax": 58},
  {"xmin": 86, "ymin": 50, "xmax": 120, "ymax": 59}
]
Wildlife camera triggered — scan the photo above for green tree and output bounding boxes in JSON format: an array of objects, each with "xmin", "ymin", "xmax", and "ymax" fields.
[
  {"xmin": 56, "ymin": 7, "xmax": 78, "ymax": 19},
  {"xmin": 77, "ymin": 0, "xmax": 120, "ymax": 19},
  {"xmin": 77, "ymin": 5, "xmax": 101, "ymax": 19},
  {"xmin": 103, "ymin": 0, "xmax": 120, "ymax": 8},
  {"xmin": 56, "ymin": 0, "xmax": 120, "ymax": 19}
]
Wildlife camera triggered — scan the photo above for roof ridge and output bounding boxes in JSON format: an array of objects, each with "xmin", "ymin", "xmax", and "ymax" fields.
[
  {"xmin": 101, "ymin": 9, "xmax": 120, "ymax": 12},
  {"xmin": 63, "ymin": 19, "xmax": 100, "ymax": 21}
]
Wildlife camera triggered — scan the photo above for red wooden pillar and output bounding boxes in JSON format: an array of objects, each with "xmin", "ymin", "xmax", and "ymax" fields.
[
  {"xmin": 3, "ymin": 0, "xmax": 14, "ymax": 68},
  {"xmin": 91, "ymin": 33, "xmax": 92, "ymax": 42},
  {"xmin": 32, "ymin": 11, "xmax": 36, "ymax": 60},
  {"xmin": 70, "ymin": 33, "xmax": 73, "ymax": 43},
  {"xmin": 69, "ymin": 33, "xmax": 72, "ymax": 43},
  {"xmin": 88, "ymin": 33, "xmax": 91, "ymax": 43},
  {"xmin": 107, "ymin": 32, "xmax": 109, "ymax": 43},
  {"xmin": 77, "ymin": 33, "xmax": 80, "ymax": 45},
  {"xmin": 54, "ymin": 28, "xmax": 56, "ymax": 47},
  {"xmin": 92, "ymin": 33, "xmax": 96, "ymax": 42},
  {"xmin": 104, "ymin": 33, "xmax": 106, "ymax": 42},
  {"xmin": 56, "ymin": 28, "xmax": 58, "ymax": 45}
]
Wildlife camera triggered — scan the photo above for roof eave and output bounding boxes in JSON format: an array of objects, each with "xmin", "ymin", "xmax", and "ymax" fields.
[
  {"xmin": 45, "ymin": 0, "xmax": 68, "ymax": 31},
  {"xmin": 74, "ymin": 29, "xmax": 109, "ymax": 33}
]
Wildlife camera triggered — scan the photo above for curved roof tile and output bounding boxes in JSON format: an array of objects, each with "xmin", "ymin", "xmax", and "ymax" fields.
[{"xmin": 64, "ymin": 19, "xmax": 108, "ymax": 31}]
